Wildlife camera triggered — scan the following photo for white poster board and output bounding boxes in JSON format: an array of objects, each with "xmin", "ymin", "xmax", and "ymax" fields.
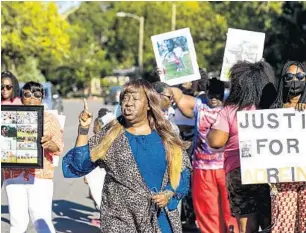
[
  {"xmin": 151, "ymin": 28, "xmax": 200, "ymax": 86},
  {"xmin": 85, "ymin": 167, "xmax": 106, "ymax": 209},
  {"xmin": 220, "ymin": 28, "xmax": 265, "ymax": 82},
  {"xmin": 237, "ymin": 108, "xmax": 306, "ymax": 184}
]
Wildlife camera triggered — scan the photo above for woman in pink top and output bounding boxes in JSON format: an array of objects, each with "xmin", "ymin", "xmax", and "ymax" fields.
[
  {"xmin": 207, "ymin": 61, "xmax": 277, "ymax": 233},
  {"xmin": 1, "ymin": 71, "xmax": 22, "ymax": 105}
]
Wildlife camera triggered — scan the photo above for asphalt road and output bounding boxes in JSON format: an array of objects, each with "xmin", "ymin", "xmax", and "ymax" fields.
[{"xmin": 1, "ymin": 99, "xmax": 198, "ymax": 233}]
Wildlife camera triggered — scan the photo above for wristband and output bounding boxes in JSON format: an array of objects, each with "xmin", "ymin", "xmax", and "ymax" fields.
[{"xmin": 78, "ymin": 127, "xmax": 90, "ymax": 135}]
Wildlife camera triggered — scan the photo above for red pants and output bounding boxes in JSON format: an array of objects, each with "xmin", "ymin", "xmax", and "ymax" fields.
[
  {"xmin": 192, "ymin": 169, "xmax": 238, "ymax": 233},
  {"xmin": 271, "ymin": 182, "xmax": 306, "ymax": 233}
]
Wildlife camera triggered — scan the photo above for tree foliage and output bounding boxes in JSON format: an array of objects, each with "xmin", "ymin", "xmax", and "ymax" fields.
[
  {"xmin": 1, "ymin": 2, "xmax": 71, "ymax": 71},
  {"xmin": 1, "ymin": 1, "xmax": 306, "ymax": 96}
]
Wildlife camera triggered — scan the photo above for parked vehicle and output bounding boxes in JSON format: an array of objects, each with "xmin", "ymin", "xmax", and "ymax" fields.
[{"xmin": 104, "ymin": 86, "xmax": 121, "ymax": 105}]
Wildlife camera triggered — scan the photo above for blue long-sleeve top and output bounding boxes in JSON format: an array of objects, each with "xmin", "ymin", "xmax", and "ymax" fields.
[{"xmin": 62, "ymin": 130, "xmax": 190, "ymax": 233}]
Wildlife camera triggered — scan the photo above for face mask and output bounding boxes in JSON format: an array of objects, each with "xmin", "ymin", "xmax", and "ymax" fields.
[{"xmin": 284, "ymin": 80, "xmax": 305, "ymax": 96}]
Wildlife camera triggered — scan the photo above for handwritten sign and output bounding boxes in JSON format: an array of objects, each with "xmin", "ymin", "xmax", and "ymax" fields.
[
  {"xmin": 220, "ymin": 28, "xmax": 265, "ymax": 81},
  {"xmin": 237, "ymin": 108, "xmax": 306, "ymax": 184}
]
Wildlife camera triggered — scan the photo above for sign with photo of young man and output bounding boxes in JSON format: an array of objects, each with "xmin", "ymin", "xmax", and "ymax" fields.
[{"xmin": 151, "ymin": 28, "xmax": 201, "ymax": 86}]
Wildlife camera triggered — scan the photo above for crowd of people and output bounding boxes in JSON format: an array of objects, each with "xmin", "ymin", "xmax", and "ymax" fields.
[{"xmin": 1, "ymin": 58, "xmax": 306, "ymax": 233}]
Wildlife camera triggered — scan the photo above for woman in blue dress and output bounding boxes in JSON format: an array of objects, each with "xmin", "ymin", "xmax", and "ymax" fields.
[{"xmin": 62, "ymin": 79, "xmax": 191, "ymax": 233}]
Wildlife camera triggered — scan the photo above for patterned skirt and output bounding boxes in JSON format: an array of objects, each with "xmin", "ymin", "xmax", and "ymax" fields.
[{"xmin": 271, "ymin": 182, "xmax": 306, "ymax": 233}]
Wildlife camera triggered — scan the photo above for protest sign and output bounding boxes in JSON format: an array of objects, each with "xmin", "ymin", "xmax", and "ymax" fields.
[
  {"xmin": 220, "ymin": 28, "xmax": 265, "ymax": 82},
  {"xmin": 151, "ymin": 28, "xmax": 200, "ymax": 86},
  {"xmin": 237, "ymin": 108, "xmax": 306, "ymax": 184}
]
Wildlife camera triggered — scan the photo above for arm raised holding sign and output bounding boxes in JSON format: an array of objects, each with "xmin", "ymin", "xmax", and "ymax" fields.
[{"xmin": 154, "ymin": 67, "xmax": 240, "ymax": 232}]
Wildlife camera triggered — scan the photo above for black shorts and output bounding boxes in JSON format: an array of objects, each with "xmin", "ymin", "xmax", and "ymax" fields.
[{"xmin": 226, "ymin": 167, "xmax": 271, "ymax": 218}]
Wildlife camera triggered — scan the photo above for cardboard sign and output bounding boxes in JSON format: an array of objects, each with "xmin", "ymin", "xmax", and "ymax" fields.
[
  {"xmin": 237, "ymin": 108, "xmax": 306, "ymax": 184},
  {"xmin": 151, "ymin": 28, "xmax": 200, "ymax": 86},
  {"xmin": 220, "ymin": 28, "xmax": 265, "ymax": 81}
]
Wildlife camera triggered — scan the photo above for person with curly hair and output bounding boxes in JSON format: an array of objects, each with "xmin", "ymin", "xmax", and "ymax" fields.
[{"xmin": 207, "ymin": 60, "xmax": 277, "ymax": 233}]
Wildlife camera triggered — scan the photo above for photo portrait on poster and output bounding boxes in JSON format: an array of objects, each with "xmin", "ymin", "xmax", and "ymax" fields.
[
  {"xmin": 220, "ymin": 28, "xmax": 265, "ymax": 82},
  {"xmin": 151, "ymin": 28, "xmax": 201, "ymax": 86},
  {"xmin": 1, "ymin": 105, "xmax": 44, "ymax": 168}
]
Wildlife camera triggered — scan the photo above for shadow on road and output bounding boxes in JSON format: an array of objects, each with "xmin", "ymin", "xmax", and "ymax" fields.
[
  {"xmin": 1, "ymin": 217, "xmax": 9, "ymax": 225},
  {"xmin": 53, "ymin": 218, "xmax": 100, "ymax": 233},
  {"xmin": 52, "ymin": 200, "xmax": 100, "ymax": 233}
]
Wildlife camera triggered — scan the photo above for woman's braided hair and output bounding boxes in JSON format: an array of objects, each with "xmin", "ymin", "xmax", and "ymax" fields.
[
  {"xmin": 271, "ymin": 61, "xmax": 306, "ymax": 108},
  {"xmin": 1, "ymin": 71, "xmax": 20, "ymax": 100}
]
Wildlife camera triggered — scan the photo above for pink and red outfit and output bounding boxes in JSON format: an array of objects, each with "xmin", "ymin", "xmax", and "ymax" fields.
[{"xmin": 192, "ymin": 99, "xmax": 238, "ymax": 233}]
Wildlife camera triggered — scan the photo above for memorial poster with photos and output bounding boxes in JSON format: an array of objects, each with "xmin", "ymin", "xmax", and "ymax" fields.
[{"xmin": 1, "ymin": 105, "xmax": 44, "ymax": 168}]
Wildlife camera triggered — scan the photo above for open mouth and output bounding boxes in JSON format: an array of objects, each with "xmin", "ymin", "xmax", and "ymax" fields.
[{"xmin": 123, "ymin": 108, "xmax": 133, "ymax": 115}]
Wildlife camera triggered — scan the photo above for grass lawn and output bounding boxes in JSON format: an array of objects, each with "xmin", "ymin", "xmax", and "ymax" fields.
[
  {"xmin": 2, "ymin": 157, "xmax": 17, "ymax": 163},
  {"xmin": 2, "ymin": 157, "xmax": 37, "ymax": 163},
  {"xmin": 17, "ymin": 132, "xmax": 36, "ymax": 138},
  {"xmin": 17, "ymin": 158, "xmax": 38, "ymax": 163},
  {"xmin": 163, "ymin": 54, "xmax": 194, "ymax": 80}
]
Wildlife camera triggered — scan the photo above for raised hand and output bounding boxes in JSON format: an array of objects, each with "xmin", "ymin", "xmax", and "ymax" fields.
[
  {"xmin": 78, "ymin": 98, "xmax": 92, "ymax": 129},
  {"xmin": 295, "ymin": 103, "xmax": 306, "ymax": 112}
]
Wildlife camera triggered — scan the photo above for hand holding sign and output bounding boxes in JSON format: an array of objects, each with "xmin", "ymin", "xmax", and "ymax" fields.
[
  {"xmin": 78, "ymin": 98, "xmax": 92, "ymax": 128},
  {"xmin": 296, "ymin": 103, "xmax": 306, "ymax": 112}
]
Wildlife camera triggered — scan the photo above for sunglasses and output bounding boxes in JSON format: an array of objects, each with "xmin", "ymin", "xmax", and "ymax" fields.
[
  {"xmin": 1, "ymin": 85, "xmax": 13, "ymax": 91},
  {"xmin": 283, "ymin": 72, "xmax": 306, "ymax": 81},
  {"xmin": 23, "ymin": 91, "xmax": 43, "ymax": 99},
  {"xmin": 160, "ymin": 93, "xmax": 173, "ymax": 101},
  {"xmin": 208, "ymin": 93, "xmax": 223, "ymax": 100}
]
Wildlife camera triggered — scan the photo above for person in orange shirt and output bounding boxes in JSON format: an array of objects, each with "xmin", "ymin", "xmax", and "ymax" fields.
[{"xmin": 3, "ymin": 81, "xmax": 64, "ymax": 233}]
